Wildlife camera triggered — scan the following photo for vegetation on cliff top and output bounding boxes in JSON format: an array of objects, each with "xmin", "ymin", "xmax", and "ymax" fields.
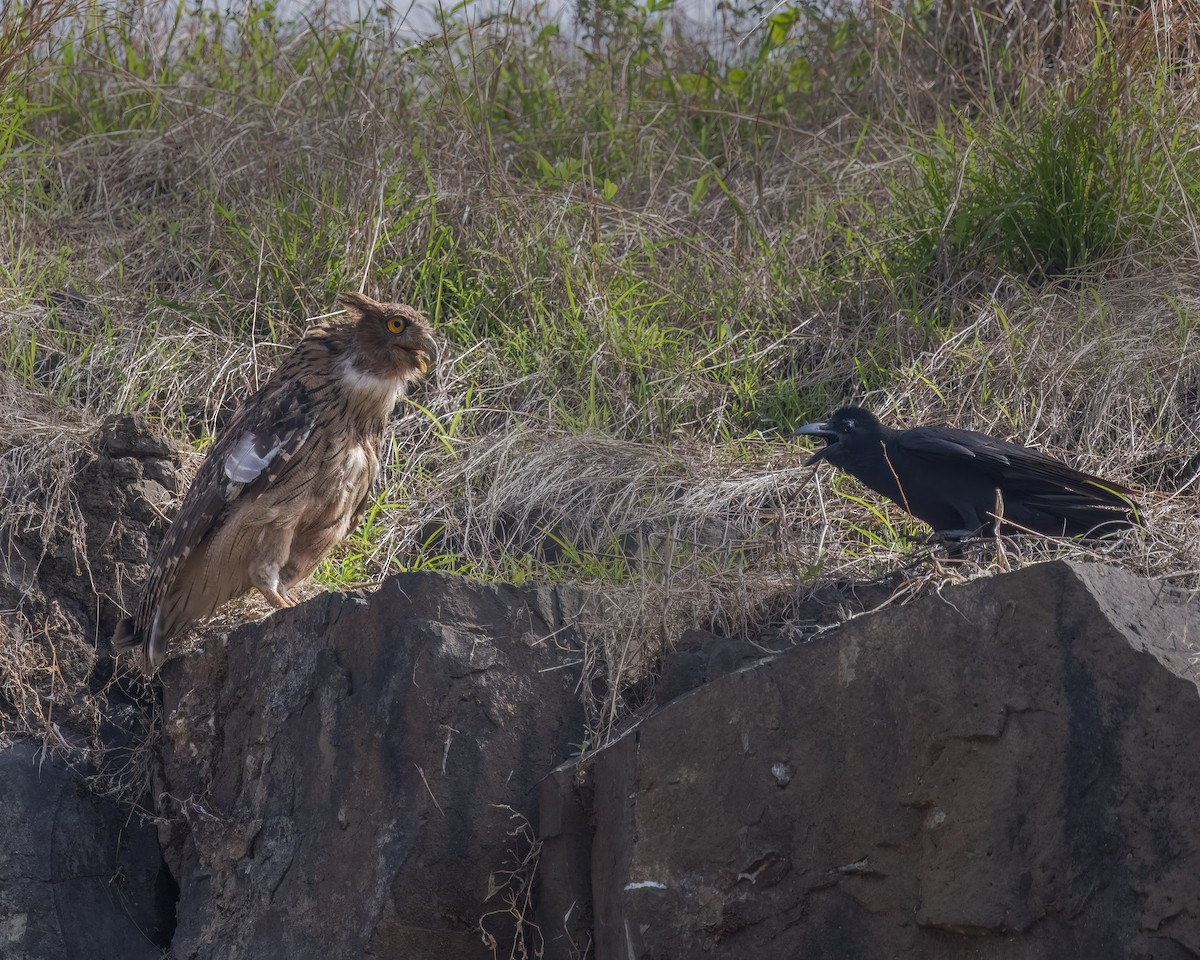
[{"xmin": 4, "ymin": 0, "xmax": 1200, "ymax": 718}]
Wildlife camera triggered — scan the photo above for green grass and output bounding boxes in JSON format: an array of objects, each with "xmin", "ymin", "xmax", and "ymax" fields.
[{"xmin": 893, "ymin": 82, "xmax": 1200, "ymax": 300}]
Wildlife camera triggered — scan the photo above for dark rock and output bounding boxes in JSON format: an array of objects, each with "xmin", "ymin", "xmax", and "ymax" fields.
[
  {"xmin": 158, "ymin": 572, "xmax": 591, "ymax": 960},
  {"xmin": 125, "ymin": 478, "xmax": 173, "ymax": 524},
  {"xmin": 589, "ymin": 561, "xmax": 1200, "ymax": 959},
  {"xmin": 141, "ymin": 456, "xmax": 178, "ymax": 492},
  {"xmin": 110, "ymin": 457, "xmax": 141, "ymax": 481},
  {"xmin": 0, "ymin": 740, "xmax": 176, "ymax": 958},
  {"xmin": 656, "ymin": 628, "xmax": 763, "ymax": 704},
  {"xmin": 99, "ymin": 413, "xmax": 173, "ymax": 460},
  {"xmin": 1, "ymin": 413, "xmax": 178, "ymax": 693},
  {"xmin": 655, "ymin": 646, "xmax": 708, "ymax": 704},
  {"xmin": 537, "ymin": 759, "xmax": 594, "ymax": 959}
]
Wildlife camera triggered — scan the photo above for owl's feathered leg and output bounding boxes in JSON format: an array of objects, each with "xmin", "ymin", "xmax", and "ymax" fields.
[{"xmin": 247, "ymin": 521, "xmax": 301, "ymax": 609}]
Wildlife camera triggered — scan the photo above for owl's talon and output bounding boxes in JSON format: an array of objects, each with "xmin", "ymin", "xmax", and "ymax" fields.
[{"xmin": 259, "ymin": 586, "xmax": 296, "ymax": 609}]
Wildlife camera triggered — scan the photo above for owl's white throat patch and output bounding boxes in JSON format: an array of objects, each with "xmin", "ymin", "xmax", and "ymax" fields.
[{"xmin": 338, "ymin": 355, "xmax": 405, "ymax": 409}]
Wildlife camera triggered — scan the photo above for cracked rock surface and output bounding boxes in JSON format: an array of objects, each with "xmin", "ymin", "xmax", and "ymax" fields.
[
  {"xmin": 569, "ymin": 561, "xmax": 1200, "ymax": 959},
  {"xmin": 158, "ymin": 572, "xmax": 590, "ymax": 960},
  {"xmin": 0, "ymin": 741, "xmax": 175, "ymax": 960}
]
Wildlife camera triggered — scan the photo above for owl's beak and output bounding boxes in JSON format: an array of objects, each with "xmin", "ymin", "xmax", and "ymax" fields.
[{"xmin": 414, "ymin": 333, "xmax": 437, "ymax": 376}]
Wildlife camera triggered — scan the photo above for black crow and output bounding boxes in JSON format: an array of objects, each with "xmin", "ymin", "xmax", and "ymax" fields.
[{"xmin": 795, "ymin": 406, "xmax": 1142, "ymax": 540}]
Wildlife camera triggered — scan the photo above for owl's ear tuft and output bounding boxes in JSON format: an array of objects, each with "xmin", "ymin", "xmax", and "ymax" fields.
[{"xmin": 339, "ymin": 291, "xmax": 384, "ymax": 320}]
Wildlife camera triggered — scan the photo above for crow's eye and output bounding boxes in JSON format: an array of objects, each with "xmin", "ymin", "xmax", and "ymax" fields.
[{"xmin": 386, "ymin": 316, "xmax": 407, "ymax": 335}]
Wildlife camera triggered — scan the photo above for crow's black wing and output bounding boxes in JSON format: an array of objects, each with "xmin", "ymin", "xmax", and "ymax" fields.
[{"xmin": 899, "ymin": 425, "xmax": 1141, "ymax": 519}]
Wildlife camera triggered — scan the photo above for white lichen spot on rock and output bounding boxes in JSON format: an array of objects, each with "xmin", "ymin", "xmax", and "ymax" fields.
[
  {"xmin": 838, "ymin": 635, "xmax": 860, "ymax": 686},
  {"xmin": 0, "ymin": 912, "xmax": 27, "ymax": 943}
]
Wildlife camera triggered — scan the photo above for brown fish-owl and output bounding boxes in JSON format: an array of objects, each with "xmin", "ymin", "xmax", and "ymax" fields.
[{"xmin": 113, "ymin": 292, "xmax": 436, "ymax": 673}]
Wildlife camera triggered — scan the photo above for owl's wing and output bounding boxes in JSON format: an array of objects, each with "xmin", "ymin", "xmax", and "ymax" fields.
[
  {"xmin": 115, "ymin": 377, "xmax": 316, "ymax": 667},
  {"xmin": 165, "ymin": 376, "xmax": 316, "ymax": 556}
]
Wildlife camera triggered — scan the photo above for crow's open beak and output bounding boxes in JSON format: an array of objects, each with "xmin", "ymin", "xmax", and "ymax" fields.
[{"xmin": 793, "ymin": 421, "xmax": 838, "ymax": 466}]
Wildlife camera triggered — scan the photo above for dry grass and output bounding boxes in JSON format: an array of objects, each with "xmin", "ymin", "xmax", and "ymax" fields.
[
  {"xmin": 0, "ymin": 0, "xmax": 75, "ymax": 91},
  {"xmin": 0, "ymin": 372, "xmax": 96, "ymax": 555},
  {"xmin": 479, "ymin": 805, "xmax": 544, "ymax": 960},
  {"xmin": 0, "ymin": 608, "xmax": 83, "ymax": 748}
]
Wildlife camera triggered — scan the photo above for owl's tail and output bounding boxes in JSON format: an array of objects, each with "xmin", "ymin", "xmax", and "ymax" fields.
[{"xmin": 112, "ymin": 617, "xmax": 165, "ymax": 676}]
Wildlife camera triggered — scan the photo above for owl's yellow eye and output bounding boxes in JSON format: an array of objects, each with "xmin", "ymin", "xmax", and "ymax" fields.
[{"xmin": 386, "ymin": 316, "xmax": 407, "ymax": 335}]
